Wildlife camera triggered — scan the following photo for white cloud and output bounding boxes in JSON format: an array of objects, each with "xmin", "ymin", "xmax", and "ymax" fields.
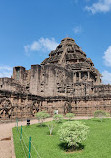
[
  {"xmin": 24, "ymin": 37, "xmax": 58, "ymax": 55},
  {"xmin": 103, "ymin": 45, "xmax": 111, "ymax": 67},
  {"xmin": 0, "ymin": 66, "xmax": 13, "ymax": 78},
  {"xmin": 102, "ymin": 70, "xmax": 111, "ymax": 84},
  {"xmin": 73, "ymin": 26, "xmax": 82, "ymax": 34},
  {"xmin": 85, "ymin": 0, "xmax": 111, "ymax": 14},
  {"xmin": 30, "ymin": 41, "xmax": 41, "ymax": 51},
  {"xmin": 24, "ymin": 45, "xmax": 30, "ymax": 53}
]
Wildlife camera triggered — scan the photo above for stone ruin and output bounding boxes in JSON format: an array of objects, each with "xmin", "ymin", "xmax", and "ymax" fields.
[{"xmin": 1, "ymin": 37, "xmax": 111, "ymax": 120}]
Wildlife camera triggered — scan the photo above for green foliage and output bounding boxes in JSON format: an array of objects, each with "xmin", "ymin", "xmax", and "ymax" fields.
[
  {"xmin": 65, "ymin": 113, "xmax": 75, "ymax": 120},
  {"xmin": 94, "ymin": 110, "xmax": 110, "ymax": 122},
  {"xmin": 35, "ymin": 111, "xmax": 50, "ymax": 126},
  {"xmin": 13, "ymin": 119, "xmax": 111, "ymax": 158},
  {"xmin": 47, "ymin": 121, "xmax": 55, "ymax": 135},
  {"xmin": 53, "ymin": 114, "xmax": 63, "ymax": 123},
  {"xmin": 58, "ymin": 121, "xmax": 89, "ymax": 149}
]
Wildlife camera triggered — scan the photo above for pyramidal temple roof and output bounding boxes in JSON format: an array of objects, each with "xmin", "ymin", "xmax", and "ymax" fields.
[
  {"xmin": 41, "ymin": 37, "xmax": 90, "ymax": 65},
  {"xmin": 41, "ymin": 37, "xmax": 101, "ymax": 77},
  {"xmin": 41, "ymin": 37, "xmax": 85, "ymax": 64}
]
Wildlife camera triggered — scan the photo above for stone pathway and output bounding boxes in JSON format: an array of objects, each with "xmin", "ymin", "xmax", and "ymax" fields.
[{"xmin": 0, "ymin": 117, "xmax": 92, "ymax": 158}]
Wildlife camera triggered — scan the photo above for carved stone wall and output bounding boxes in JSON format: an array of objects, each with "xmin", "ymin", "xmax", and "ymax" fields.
[
  {"xmin": 0, "ymin": 78, "xmax": 28, "ymax": 93},
  {"xmin": 0, "ymin": 90, "xmax": 42, "ymax": 120},
  {"xmin": 41, "ymin": 95, "xmax": 111, "ymax": 116},
  {"xmin": 0, "ymin": 89, "xmax": 111, "ymax": 120},
  {"xmin": 29, "ymin": 64, "xmax": 73, "ymax": 97}
]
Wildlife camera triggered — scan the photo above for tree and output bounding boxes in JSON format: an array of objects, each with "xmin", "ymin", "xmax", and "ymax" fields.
[
  {"xmin": 53, "ymin": 114, "xmax": 63, "ymax": 123},
  {"xmin": 94, "ymin": 110, "xmax": 110, "ymax": 122},
  {"xmin": 66, "ymin": 113, "xmax": 75, "ymax": 120},
  {"xmin": 58, "ymin": 121, "xmax": 89, "ymax": 150},
  {"xmin": 35, "ymin": 111, "xmax": 50, "ymax": 126},
  {"xmin": 47, "ymin": 121, "xmax": 55, "ymax": 135}
]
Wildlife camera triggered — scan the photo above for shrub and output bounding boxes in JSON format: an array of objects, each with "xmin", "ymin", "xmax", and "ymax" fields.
[
  {"xmin": 66, "ymin": 113, "xmax": 75, "ymax": 120},
  {"xmin": 58, "ymin": 121, "xmax": 89, "ymax": 149},
  {"xmin": 94, "ymin": 110, "xmax": 110, "ymax": 122},
  {"xmin": 35, "ymin": 111, "xmax": 50, "ymax": 126},
  {"xmin": 47, "ymin": 121, "xmax": 55, "ymax": 135},
  {"xmin": 53, "ymin": 114, "xmax": 63, "ymax": 123}
]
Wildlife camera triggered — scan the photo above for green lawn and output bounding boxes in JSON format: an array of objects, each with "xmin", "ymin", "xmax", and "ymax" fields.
[{"xmin": 13, "ymin": 119, "xmax": 111, "ymax": 158}]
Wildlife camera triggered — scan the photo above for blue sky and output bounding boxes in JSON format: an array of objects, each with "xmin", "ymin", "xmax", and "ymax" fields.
[{"xmin": 0, "ymin": 0, "xmax": 111, "ymax": 84}]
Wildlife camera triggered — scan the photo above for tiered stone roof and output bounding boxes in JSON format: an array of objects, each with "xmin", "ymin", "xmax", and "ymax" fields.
[{"xmin": 41, "ymin": 37, "xmax": 101, "ymax": 78}]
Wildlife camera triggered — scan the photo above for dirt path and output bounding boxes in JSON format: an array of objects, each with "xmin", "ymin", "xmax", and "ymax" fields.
[
  {"xmin": 0, "ymin": 117, "xmax": 92, "ymax": 158},
  {"xmin": 0, "ymin": 118, "xmax": 53, "ymax": 158}
]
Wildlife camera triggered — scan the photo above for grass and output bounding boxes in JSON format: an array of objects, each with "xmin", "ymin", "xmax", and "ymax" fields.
[{"xmin": 13, "ymin": 118, "xmax": 111, "ymax": 158}]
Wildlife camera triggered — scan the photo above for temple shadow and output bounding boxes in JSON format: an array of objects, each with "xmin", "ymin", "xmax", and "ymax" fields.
[
  {"xmin": 91, "ymin": 118, "xmax": 106, "ymax": 122},
  {"xmin": 58, "ymin": 142, "xmax": 85, "ymax": 152},
  {"xmin": 36, "ymin": 124, "xmax": 47, "ymax": 127}
]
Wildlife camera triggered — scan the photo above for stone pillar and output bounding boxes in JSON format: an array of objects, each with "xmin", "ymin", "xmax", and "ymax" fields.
[
  {"xmin": 30, "ymin": 64, "xmax": 41, "ymax": 95},
  {"xmin": 88, "ymin": 72, "xmax": 90, "ymax": 81},
  {"xmin": 73, "ymin": 73, "xmax": 76, "ymax": 83},
  {"xmin": 96, "ymin": 76, "xmax": 100, "ymax": 84},
  {"xmin": 79, "ymin": 72, "xmax": 81, "ymax": 81},
  {"xmin": 13, "ymin": 66, "xmax": 26, "ymax": 83}
]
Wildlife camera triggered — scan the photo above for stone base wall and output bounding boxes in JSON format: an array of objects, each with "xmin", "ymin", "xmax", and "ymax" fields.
[
  {"xmin": 0, "ymin": 90, "xmax": 43, "ymax": 120},
  {"xmin": 0, "ymin": 90, "xmax": 111, "ymax": 120},
  {"xmin": 41, "ymin": 96, "xmax": 111, "ymax": 116}
]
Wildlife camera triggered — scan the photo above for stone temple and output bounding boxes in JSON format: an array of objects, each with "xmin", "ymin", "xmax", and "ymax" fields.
[{"xmin": 0, "ymin": 37, "xmax": 111, "ymax": 119}]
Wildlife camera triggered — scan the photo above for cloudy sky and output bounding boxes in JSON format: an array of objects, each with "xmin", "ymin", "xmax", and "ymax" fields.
[{"xmin": 0, "ymin": 0, "xmax": 111, "ymax": 84}]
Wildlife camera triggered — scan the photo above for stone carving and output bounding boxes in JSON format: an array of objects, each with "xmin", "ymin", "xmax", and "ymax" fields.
[
  {"xmin": 64, "ymin": 101, "xmax": 72, "ymax": 114},
  {"xmin": 0, "ymin": 98, "xmax": 12, "ymax": 119}
]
